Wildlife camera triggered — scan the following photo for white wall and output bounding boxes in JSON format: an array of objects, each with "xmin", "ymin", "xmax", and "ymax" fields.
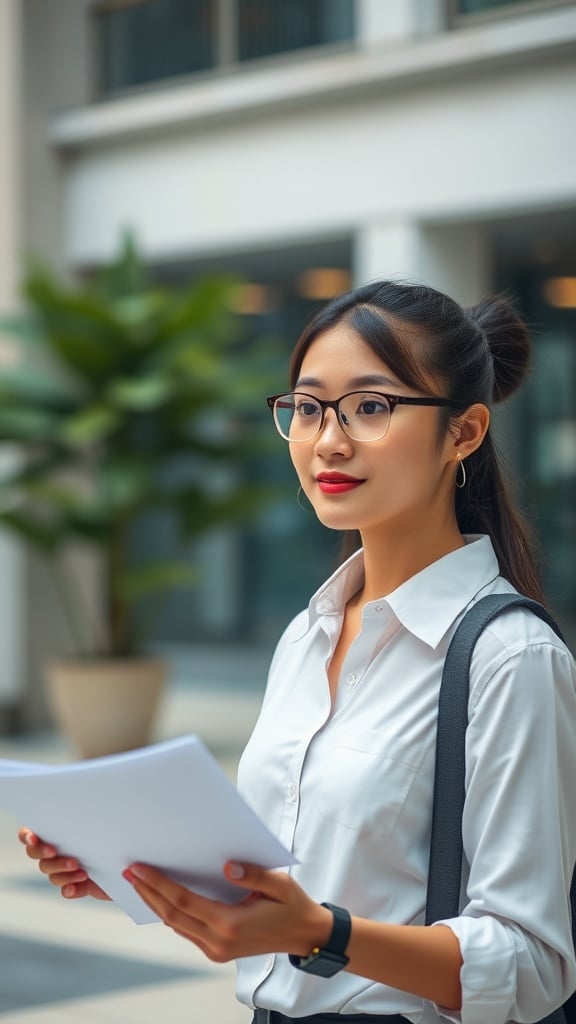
[{"xmin": 60, "ymin": 55, "xmax": 576, "ymax": 267}]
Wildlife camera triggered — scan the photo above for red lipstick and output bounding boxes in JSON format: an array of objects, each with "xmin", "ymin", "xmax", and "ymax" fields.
[{"xmin": 316, "ymin": 472, "xmax": 365, "ymax": 494}]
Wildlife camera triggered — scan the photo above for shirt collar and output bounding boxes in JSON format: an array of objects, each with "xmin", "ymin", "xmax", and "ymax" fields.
[{"xmin": 295, "ymin": 535, "xmax": 501, "ymax": 649}]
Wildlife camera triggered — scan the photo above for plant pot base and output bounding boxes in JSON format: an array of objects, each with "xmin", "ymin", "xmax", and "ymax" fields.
[{"xmin": 46, "ymin": 658, "xmax": 167, "ymax": 758}]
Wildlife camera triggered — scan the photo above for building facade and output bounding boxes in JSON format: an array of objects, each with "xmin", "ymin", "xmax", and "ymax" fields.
[{"xmin": 1, "ymin": 0, "xmax": 575, "ymax": 726}]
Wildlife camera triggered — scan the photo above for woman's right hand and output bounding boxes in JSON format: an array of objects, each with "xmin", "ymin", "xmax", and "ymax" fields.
[{"xmin": 18, "ymin": 828, "xmax": 111, "ymax": 901}]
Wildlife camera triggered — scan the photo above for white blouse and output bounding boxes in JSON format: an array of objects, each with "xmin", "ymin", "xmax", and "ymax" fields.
[{"xmin": 235, "ymin": 535, "xmax": 576, "ymax": 1024}]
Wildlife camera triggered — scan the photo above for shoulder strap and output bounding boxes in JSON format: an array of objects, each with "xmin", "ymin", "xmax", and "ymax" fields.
[
  {"xmin": 425, "ymin": 593, "xmax": 566, "ymax": 926},
  {"xmin": 425, "ymin": 593, "xmax": 572, "ymax": 1024}
]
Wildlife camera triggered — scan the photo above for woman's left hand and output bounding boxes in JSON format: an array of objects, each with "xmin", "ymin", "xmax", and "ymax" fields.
[{"xmin": 123, "ymin": 861, "xmax": 332, "ymax": 963}]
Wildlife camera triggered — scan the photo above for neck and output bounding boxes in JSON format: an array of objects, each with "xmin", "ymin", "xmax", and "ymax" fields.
[{"xmin": 355, "ymin": 518, "xmax": 465, "ymax": 605}]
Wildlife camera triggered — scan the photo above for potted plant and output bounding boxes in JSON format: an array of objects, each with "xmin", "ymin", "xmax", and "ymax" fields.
[{"xmin": 0, "ymin": 237, "xmax": 275, "ymax": 756}]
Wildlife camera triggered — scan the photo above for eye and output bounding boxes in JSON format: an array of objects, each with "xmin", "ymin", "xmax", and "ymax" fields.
[
  {"xmin": 295, "ymin": 400, "xmax": 321, "ymax": 419},
  {"xmin": 356, "ymin": 397, "xmax": 388, "ymax": 416}
]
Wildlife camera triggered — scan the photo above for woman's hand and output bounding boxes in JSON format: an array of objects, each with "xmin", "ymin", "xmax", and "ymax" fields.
[
  {"xmin": 123, "ymin": 861, "xmax": 332, "ymax": 963},
  {"xmin": 18, "ymin": 828, "xmax": 111, "ymax": 901}
]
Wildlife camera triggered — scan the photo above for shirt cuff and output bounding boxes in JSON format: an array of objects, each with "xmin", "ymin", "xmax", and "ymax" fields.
[{"xmin": 431, "ymin": 917, "xmax": 516, "ymax": 1024}]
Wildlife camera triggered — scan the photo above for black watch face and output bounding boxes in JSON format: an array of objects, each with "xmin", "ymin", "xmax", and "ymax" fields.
[{"xmin": 293, "ymin": 950, "xmax": 349, "ymax": 977}]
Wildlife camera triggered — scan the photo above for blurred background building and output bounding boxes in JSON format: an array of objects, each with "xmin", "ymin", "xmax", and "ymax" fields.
[{"xmin": 1, "ymin": 0, "xmax": 575, "ymax": 729}]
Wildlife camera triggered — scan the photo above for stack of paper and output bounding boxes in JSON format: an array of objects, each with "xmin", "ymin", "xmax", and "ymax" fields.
[{"xmin": 0, "ymin": 735, "xmax": 295, "ymax": 924}]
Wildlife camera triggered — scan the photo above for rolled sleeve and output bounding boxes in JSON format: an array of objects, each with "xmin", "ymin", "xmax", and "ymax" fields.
[
  {"xmin": 431, "ymin": 915, "xmax": 516, "ymax": 1023},
  {"xmin": 432, "ymin": 638, "xmax": 576, "ymax": 1024}
]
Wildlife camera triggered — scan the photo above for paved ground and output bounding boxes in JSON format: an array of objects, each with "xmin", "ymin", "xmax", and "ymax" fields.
[{"xmin": 0, "ymin": 680, "xmax": 264, "ymax": 1024}]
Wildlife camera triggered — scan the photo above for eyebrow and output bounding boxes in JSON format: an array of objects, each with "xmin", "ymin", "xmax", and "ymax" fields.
[{"xmin": 295, "ymin": 374, "xmax": 404, "ymax": 390}]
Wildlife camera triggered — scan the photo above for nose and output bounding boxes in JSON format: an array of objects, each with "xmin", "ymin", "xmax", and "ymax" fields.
[{"xmin": 313, "ymin": 407, "xmax": 353, "ymax": 456}]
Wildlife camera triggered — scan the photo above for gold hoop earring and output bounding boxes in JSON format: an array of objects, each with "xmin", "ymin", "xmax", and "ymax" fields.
[
  {"xmin": 297, "ymin": 486, "xmax": 313, "ymax": 512},
  {"xmin": 456, "ymin": 452, "xmax": 467, "ymax": 489}
]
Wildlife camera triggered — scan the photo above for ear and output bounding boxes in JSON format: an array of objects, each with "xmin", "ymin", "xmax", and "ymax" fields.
[{"xmin": 447, "ymin": 403, "xmax": 490, "ymax": 460}]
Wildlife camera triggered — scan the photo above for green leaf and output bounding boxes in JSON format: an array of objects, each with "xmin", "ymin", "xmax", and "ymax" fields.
[
  {"xmin": 98, "ymin": 458, "xmax": 152, "ymax": 512},
  {"xmin": 21, "ymin": 480, "xmax": 87, "ymax": 511},
  {"xmin": 0, "ymin": 368, "xmax": 76, "ymax": 411},
  {"xmin": 59, "ymin": 406, "xmax": 119, "ymax": 446},
  {"xmin": 120, "ymin": 561, "xmax": 200, "ymax": 602},
  {"xmin": 0, "ymin": 510, "xmax": 61, "ymax": 552},
  {"xmin": 60, "ymin": 508, "xmax": 112, "ymax": 542},
  {"xmin": 157, "ymin": 276, "xmax": 241, "ymax": 347},
  {"xmin": 0, "ymin": 406, "xmax": 64, "ymax": 442},
  {"xmin": 109, "ymin": 292, "xmax": 168, "ymax": 331},
  {"xmin": 108, "ymin": 375, "xmax": 172, "ymax": 410},
  {"xmin": 24, "ymin": 271, "xmax": 128, "ymax": 383},
  {"xmin": 94, "ymin": 231, "xmax": 150, "ymax": 300}
]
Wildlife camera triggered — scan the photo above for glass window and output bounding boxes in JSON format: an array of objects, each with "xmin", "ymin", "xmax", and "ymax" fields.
[
  {"xmin": 494, "ymin": 236, "xmax": 576, "ymax": 646},
  {"xmin": 238, "ymin": 0, "xmax": 354, "ymax": 63},
  {"xmin": 456, "ymin": 0, "xmax": 567, "ymax": 13},
  {"xmin": 95, "ymin": 0, "xmax": 355, "ymax": 97},
  {"xmin": 96, "ymin": 0, "xmax": 216, "ymax": 94}
]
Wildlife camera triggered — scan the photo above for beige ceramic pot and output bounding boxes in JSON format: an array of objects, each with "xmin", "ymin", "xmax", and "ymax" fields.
[{"xmin": 45, "ymin": 658, "xmax": 167, "ymax": 758}]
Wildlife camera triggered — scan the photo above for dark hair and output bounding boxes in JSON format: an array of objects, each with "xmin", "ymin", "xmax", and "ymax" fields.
[{"xmin": 289, "ymin": 280, "xmax": 544, "ymax": 603}]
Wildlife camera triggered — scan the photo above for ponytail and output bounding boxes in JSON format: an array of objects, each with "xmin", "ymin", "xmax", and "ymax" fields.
[{"xmin": 455, "ymin": 434, "xmax": 545, "ymax": 603}]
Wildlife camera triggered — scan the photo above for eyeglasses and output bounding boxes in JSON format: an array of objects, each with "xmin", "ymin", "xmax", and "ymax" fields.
[{"xmin": 266, "ymin": 391, "xmax": 459, "ymax": 443}]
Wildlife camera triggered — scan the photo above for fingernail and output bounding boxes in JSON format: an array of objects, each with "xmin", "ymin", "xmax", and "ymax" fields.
[
  {"xmin": 129, "ymin": 864, "xmax": 146, "ymax": 880},
  {"xmin": 63, "ymin": 885, "xmax": 75, "ymax": 898},
  {"xmin": 227, "ymin": 862, "xmax": 245, "ymax": 879},
  {"xmin": 122, "ymin": 868, "xmax": 134, "ymax": 883}
]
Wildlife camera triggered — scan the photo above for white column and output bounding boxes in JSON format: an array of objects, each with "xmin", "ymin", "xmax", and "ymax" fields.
[
  {"xmin": 353, "ymin": 217, "xmax": 512, "ymax": 449},
  {"xmin": 0, "ymin": 0, "xmax": 25, "ymax": 710},
  {"xmin": 356, "ymin": 0, "xmax": 445, "ymax": 46},
  {"xmin": 354, "ymin": 219, "xmax": 490, "ymax": 306}
]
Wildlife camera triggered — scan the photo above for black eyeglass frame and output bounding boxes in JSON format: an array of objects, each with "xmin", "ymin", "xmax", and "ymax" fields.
[{"xmin": 266, "ymin": 391, "xmax": 462, "ymax": 442}]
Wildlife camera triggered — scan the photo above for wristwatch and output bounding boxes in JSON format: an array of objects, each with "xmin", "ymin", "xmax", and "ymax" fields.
[{"xmin": 289, "ymin": 902, "xmax": 351, "ymax": 977}]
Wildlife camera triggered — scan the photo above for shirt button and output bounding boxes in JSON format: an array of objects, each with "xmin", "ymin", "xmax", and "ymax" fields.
[
  {"xmin": 288, "ymin": 784, "xmax": 298, "ymax": 803},
  {"xmin": 265, "ymin": 955, "xmax": 274, "ymax": 970},
  {"xmin": 375, "ymin": 605, "xmax": 383, "ymax": 612},
  {"xmin": 348, "ymin": 673, "xmax": 357, "ymax": 687}
]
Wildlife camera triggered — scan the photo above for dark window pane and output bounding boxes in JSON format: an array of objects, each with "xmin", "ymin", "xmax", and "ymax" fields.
[
  {"xmin": 97, "ymin": 0, "xmax": 215, "ymax": 94},
  {"xmin": 458, "ymin": 0, "xmax": 543, "ymax": 12},
  {"xmin": 238, "ymin": 0, "xmax": 354, "ymax": 63},
  {"xmin": 494, "ymin": 252, "xmax": 576, "ymax": 646}
]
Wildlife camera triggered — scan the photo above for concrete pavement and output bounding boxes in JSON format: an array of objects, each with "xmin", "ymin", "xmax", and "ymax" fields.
[{"xmin": 0, "ymin": 679, "xmax": 264, "ymax": 1023}]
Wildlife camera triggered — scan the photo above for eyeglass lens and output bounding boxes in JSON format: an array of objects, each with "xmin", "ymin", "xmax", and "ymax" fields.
[{"xmin": 273, "ymin": 393, "xmax": 392, "ymax": 442}]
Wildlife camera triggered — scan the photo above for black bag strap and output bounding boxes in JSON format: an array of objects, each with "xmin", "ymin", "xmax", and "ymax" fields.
[{"xmin": 425, "ymin": 593, "xmax": 573, "ymax": 1024}]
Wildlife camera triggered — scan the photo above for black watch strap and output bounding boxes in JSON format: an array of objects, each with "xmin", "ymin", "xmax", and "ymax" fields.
[
  {"xmin": 321, "ymin": 902, "xmax": 352, "ymax": 955},
  {"xmin": 288, "ymin": 902, "xmax": 351, "ymax": 976}
]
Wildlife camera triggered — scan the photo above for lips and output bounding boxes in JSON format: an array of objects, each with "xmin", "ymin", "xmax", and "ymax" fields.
[{"xmin": 316, "ymin": 472, "xmax": 365, "ymax": 494}]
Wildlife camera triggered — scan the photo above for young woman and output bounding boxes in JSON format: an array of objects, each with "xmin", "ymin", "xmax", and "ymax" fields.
[{"xmin": 20, "ymin": 281, "xmax": 576, "ymax": 1024}]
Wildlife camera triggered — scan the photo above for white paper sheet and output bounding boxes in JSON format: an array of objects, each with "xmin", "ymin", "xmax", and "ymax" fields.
[{"xmin": 0, "ymin": 735, "xmax": 296, "ymax": 924}]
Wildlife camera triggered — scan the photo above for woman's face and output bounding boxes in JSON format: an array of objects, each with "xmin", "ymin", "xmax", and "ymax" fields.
[{"xmin": 289, "ymin": 323, "xmax": 458, "ymax": 539}]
